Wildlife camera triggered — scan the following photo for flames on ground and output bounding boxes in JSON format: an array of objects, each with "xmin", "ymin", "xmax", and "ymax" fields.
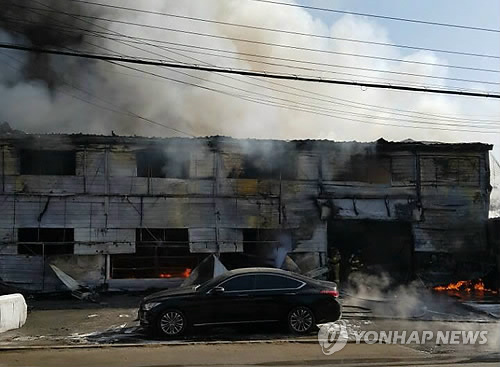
[
  {"xmin": 434, "ymin": 279, "xmax": 498, "ymax": 294},
  {"xmin": 159, "ymin": 268, "xmax": 192, "ymax": 279}
]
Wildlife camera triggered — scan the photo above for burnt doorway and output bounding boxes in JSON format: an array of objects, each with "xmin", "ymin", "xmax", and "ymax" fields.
[
  {"xmin": 328, "ymin": 220, "xmax": 414, "ymax": 282},
  {"xmin": 220, "ymin": 229, "xmax": 292, "ymax": 270}
]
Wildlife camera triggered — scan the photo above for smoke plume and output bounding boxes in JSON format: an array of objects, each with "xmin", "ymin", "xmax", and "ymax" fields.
[
  {"xmin": 0, "ymin": 0, "xmax": 498, "ymax": 211},
  {"xmin": 0, "ymin": 0, "xmax": 109, "ymax": 89}
]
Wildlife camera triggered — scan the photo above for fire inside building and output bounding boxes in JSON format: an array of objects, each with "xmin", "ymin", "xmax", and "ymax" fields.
[{"xmin": 0, "ymin": 131, "xmax": 496, "ymax": 292}]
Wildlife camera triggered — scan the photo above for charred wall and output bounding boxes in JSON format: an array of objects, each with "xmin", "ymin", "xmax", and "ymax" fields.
[{"xmin": 0, "ymin": 134, "xmax": 492, "ymax": 291}]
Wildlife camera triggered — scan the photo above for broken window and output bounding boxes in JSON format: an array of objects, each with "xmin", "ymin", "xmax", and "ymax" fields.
[
  {"xmin": 228, "ymin": 151, "xmax": 297, "ymax": 179},
  {"xmin": 18, "ymin": 228, "xmax": 74, "ymax": 255},
  {"xmin": 332, "ymin": 154, "xmax": 391, "ymax": 184},
  {"xmin": 136, "ymin": 150, "xmax": 190, "ymax": 178},
  {"xmin": 20, "ymin": 150, "xmax": 76, "ymax": 175},
  {"xmin": 111, "ymin": 228, "xmax": 201, "ymax": 279},
  {"xmin": 421, "ymin": 157, "xmax": 480, "ymax": 186}
]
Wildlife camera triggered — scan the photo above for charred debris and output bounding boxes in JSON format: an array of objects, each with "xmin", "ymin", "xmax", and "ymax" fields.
[{"xmin": 0, "ymin": 131, "xmax": 497, "ymax": 296}]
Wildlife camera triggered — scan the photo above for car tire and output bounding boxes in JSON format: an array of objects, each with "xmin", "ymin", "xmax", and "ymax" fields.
[
  {"xmin": 155, "ymin": 309, "xmax": 187, "ymax": 338},
  {"xmin": 288, "ymin": 306, "xmax": 316, "ymax": 334}
]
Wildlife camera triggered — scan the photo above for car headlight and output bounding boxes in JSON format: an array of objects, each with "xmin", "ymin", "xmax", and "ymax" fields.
[{"xmin": 142, "ymin": 302, "xmax": 161, "ymax": 311}]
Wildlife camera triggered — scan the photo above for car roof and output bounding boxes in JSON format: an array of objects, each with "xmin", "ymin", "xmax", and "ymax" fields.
[{"xmin": 223, "ymin": 267, "xmax": 299, "ymax": 277}]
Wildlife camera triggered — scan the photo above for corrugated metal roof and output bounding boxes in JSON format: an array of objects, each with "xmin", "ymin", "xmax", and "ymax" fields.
[{"xmin": 0, "ymin": 131, "xmax": 493, "ymax": 151}]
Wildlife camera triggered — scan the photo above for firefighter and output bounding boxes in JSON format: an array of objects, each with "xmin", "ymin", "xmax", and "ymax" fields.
[
  {"xmin": 347, "ymin": 250, "xmax": 364, "ymax": 292},
  {"xmin": 328, "ymin": 247, "xmax": 341, "ymax": 284},
  {"xmin": 349, "ymin": 251, "xmax": 363, "ymax": 273}
]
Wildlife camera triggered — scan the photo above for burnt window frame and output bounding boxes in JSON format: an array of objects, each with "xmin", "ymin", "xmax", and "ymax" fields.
[
  {"xmin": 19, "ymin": 150, "xmax": 76, "ymax": 176},
  {"xmin": 17, "ymin": 228, "xmax": 74, "ymax": 255},
  {"xmin": 331, "ymin": 154, "xmax": 392, "ymax": 184},
  {"xmin": 228, "ymin": 151, "xmax": 297, "ymax": 180},
  {"xmin": 136, "ymin": 149, "xmax": 190, "ymax": 179},
  {"xmin": 431, "ymin": 156, "xmax": 480, "ymax": 186},
  {"xmin": 110, "ymin": 228, "xmax": 200, "ymax": 279}
]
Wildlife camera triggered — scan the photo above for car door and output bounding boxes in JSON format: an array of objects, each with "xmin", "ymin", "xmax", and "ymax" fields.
[
  {"xmin": 206, "ymin": 274, "xmax": 256, "ymax": 324},
  {"xmin": 252, "ymin": 274, "xmax": 305, "ymax": 322}
]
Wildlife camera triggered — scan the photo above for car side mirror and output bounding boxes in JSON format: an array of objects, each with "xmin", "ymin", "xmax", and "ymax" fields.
[{"xmin": 209, "ymin": 286, "xmax": 225, "ymax": 295}]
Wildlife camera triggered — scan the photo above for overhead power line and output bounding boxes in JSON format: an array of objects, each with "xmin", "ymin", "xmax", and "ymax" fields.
[
  {"xmin": 107, "ymin": 62, "xmax": 500, "ymax": 134},
  {"xmin": 11, "ymin": 1, "xmax": 500, "ymax": 134},
  {"xmin": 6, "ymin": 16, "xmax": 499, "ymax": 90},
  {"xmin": 2, "ymin": 42, "xmax": 500, "ymax": 99},
  {"xmin": 25, "ymin": 2, "xmax": 500, "ymax": 120},
  {"xmin": 76, "ymin": 21, "xmax": 500, "ymax": 128},
  {"xmin": 9, "ymin": 4, "xmax": 500, "ymax": 74},
  {"xmin": 7, "ymin": 14, "xmax": 500, "ymax": 123},
  {"xmin": 8, "ymin": 13, "xmax": 499, "ymax": 124},
  {"xmin": 245, "ymin": 0, "xmax": 500, "ymax": 33},
  {"xmin": 64, "ymin": 0, "xmax": 500, "ymax": 60},
  {"xmin": 0, "ymin": 51, "xmax": 194, "ymax": 137}
]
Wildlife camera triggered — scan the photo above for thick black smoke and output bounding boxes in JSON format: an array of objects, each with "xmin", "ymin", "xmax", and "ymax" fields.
[{"xmin": 0, "ymin": 0, "xmax": 107, "ymax": 89}]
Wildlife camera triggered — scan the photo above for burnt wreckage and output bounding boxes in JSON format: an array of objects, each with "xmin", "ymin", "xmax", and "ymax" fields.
[{"xmin": 0, "ymin": 132, "xmax": 494, "ymax": 292}]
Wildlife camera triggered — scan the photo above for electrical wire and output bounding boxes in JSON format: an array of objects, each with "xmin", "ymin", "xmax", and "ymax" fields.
[
  {"xmin": 8, "ymin": 15, "xmax": 499, "ymax": 123},
  {"xmin": 6, "ymin": 16, "xmax": 499, "ymax": 90},
  {"xmin": 10, "ymin": 3, "xmax": 500, "ymax": 74},
  {"xmin": 9, "ymin": 1, "xmax": 500, "ymax": 134},
  {"xmin": 244, "ymin": 0, "xmax": 500, "ymax": 33},
  {"xmin": 0, "ymin": 50, "xmax": 195, "ymax": 137},
  {"xmin": 62, "ymin": 0, "xmax": 500, "ymax": 60},
  {"xmin": 2, "ymin": 42, "xmax": 500, "ymax": 99}
]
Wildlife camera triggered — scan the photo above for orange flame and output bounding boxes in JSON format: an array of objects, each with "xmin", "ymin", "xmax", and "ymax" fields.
[
  {"xmin": 433, "ymin": 279, "xmax": 497, "ymax": 293},
  {"xmin": 159, "ymin": 268, "xmax": 192, "ymax": 279}
]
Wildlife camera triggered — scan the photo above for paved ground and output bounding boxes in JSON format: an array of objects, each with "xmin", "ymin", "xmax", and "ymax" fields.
[
  {"xmin": 0, "ymin": 290, "xmax": 498, "ymax": 366},
  {"xmin": 1, "ymin": 342, "xmax": 499, "ymax": 367}
]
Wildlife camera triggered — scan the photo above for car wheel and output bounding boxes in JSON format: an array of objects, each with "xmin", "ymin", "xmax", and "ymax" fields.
[
  {"xmin": 156, "ymin": 309, "xmax": 187, "ymax": 338},
  {"xmin": 288, "ymin": 306, "xmax": 316, "ymax": 334}
]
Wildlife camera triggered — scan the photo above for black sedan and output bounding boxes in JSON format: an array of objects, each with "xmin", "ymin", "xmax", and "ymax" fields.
[{"xmin": 138, "ymin": 267, "xmax": 341, "ymax": 337}]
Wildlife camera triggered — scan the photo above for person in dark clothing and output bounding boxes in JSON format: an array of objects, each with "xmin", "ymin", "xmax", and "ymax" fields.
[{"xmin": 328, "ymin": 248, "xmax": 341, "ymax": 283}]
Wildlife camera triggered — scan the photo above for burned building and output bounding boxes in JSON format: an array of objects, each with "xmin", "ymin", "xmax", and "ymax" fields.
[{"xmin": 0, "ymin": 132, "xmax": 493, "ymax": 292}]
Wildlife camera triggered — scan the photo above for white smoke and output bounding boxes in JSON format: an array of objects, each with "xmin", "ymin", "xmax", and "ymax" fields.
[{"xmin": 0, "ymin": 0, "xmax": 499, "ymax": 213}]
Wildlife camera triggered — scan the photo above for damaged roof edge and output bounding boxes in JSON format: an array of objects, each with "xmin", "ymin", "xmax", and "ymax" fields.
[{"xmin": 0, "ymin": 131, "xmax": 493, "ymax": 152}]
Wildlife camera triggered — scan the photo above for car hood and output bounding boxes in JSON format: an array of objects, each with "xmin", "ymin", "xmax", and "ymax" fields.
[{"xmin": 143, "ymin": 286, "xmax": 198, "ymax": 302}]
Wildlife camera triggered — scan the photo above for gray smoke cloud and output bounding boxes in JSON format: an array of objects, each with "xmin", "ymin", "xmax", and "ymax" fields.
[
  {"xmin": 0, "ymin": 0, "xmax": 108, "ymax": 89},
  {"xmin": 0, "ymin": 0, "xmax": 498, "ymax": 213}
]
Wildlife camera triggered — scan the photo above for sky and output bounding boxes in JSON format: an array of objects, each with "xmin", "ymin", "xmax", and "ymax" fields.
[
  {"xmin": 0, "ymin": 0, "xmax": 499, "ymax": 214},
  {"xmin": 302, "ymin": 0, "xmax": 500, "ymax": 81}
]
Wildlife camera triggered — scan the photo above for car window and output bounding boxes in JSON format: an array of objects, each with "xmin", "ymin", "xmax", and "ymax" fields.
[
  {"xmin": 255, "ymin": 274, "xmax": 303, "ymax": 290},
  {"xmin": 220, "ymin": 275, "xmax": 255, "ymax": 291}
]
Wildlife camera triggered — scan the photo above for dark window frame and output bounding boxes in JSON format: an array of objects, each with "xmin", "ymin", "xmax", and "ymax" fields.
[
  {"xmin": 136, "ymin": 150, "xmax": 190, "ymax": 179},
  {"xmin": 110, "ymin": 228, "xmax": 198, "ymax": 279},
  {"xmin": 17, "ymin": 228, "xmax": 74, "ymax": 255},
  {"xmin": 331, "ymin": 154, "xmax": 392, "ymax": 184},
  {"xmin": 431, "ymin": 156, "xmax": 480, "ymax": 185},
  {"xmin": 19, "ymin": 150, "xmax": 76, "ymax": 176},
  {"xmin": 228, "ymin": 152, "xmax": 297, "ymax": 180}
]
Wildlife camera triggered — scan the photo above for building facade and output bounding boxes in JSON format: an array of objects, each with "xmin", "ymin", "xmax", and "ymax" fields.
[{"xmin": 0, "ymin": 132, "xmax": 493, "ymax": 291}]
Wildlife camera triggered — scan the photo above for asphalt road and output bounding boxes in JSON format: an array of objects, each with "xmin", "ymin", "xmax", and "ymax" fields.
[{"xmin": 0, "ymin": 342, "xmax": 499, "ymax": 367}]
